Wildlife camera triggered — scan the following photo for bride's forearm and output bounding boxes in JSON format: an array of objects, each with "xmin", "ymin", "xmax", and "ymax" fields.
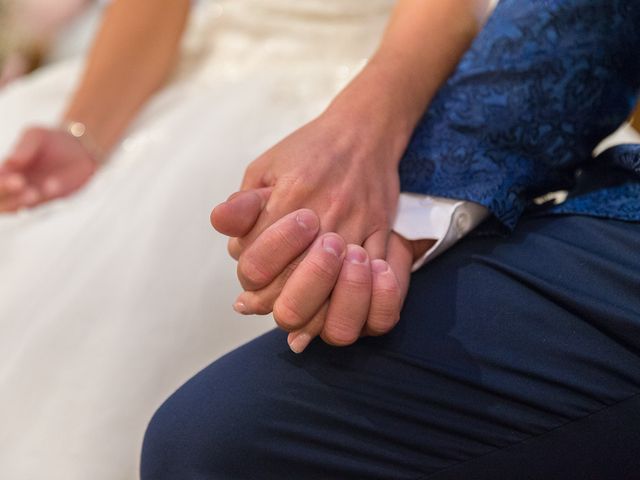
[
  {"xmin": 326, "ymin": 0, "xmax": 491, "ymax": 162},
  {"xmin": 63, "ymin": 0, "xmax": 190, "ymax": 154}
]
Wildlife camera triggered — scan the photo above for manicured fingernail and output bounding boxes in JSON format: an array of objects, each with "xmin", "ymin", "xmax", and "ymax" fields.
[
  {"xmin": 296, "ymin": 210, "xmax": 318, "ymax": 231},
  {"xmin": 346, "ymin": 245, "xmax": 367, "ymax": 264},
  {"xmin": 233, "ymin": 301, "xmax": 248, "ymax": 314},
  {"xmin": 322, "ymin": 235, "xmax": 344, "ymax": 257},
  {"xmin": 371, "ymin": 259, "xmax": 390, "ymax": 274},
  {"xmin": 288, "ymin": 332, "xmax": 312, "ymax": 354}
]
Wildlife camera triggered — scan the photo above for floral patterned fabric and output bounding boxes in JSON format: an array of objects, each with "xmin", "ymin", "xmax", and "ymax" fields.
[{"xmin": 399, "ymin": 0, "xmax": 640, "ymax": 229}]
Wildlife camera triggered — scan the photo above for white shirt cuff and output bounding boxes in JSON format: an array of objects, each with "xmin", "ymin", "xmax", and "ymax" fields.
[{"xmin": 392, "ymin": 193, "xmax": 489, "ymax": 271}]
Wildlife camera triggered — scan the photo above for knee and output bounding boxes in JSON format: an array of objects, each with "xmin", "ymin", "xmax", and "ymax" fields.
[
  {"xmin": 141, "ymin": 331, "xmax": 293, "ymax": 479},
  {"xmin": 141, "ymin": 377, "xmax": 251, "ymax": 479},
  {"xmin": 140, "ymin": 352, "xmax": 276, "ymax": 479},
  {"xmin": 140, "ymin": 390, "xmax": 199, "ymax": 480}
]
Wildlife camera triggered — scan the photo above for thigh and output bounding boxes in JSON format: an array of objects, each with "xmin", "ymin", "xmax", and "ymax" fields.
[{"xmin": 142, "ymin": 215, "xmax": 640, "ymax": 480}]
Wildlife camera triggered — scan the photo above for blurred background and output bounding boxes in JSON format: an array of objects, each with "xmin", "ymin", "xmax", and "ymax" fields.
[{"xmin": 0, "ymin": 0, "xmax": 106, "ymax": 87}]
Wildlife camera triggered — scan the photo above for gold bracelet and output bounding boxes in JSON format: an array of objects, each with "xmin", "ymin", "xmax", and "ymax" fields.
[{"xmin": 62, "ymin": 120, "xmax": 105, "ymax": 164}]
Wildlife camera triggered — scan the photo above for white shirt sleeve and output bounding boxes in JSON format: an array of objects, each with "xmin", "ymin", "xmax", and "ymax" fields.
[{"xmin": 392, "ymin": 193, "xmax": 489, "ymax": 271}]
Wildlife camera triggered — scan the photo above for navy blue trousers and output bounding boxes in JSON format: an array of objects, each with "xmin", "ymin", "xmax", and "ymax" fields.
[{"xmin": 141, "ymin": 215, "xmax": 640, "ymax": 479}]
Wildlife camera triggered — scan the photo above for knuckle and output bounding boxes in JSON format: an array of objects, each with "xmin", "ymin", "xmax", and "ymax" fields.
[
  {"xmin": 246, "ymin": 294, "xmax": 274, "ymax": 315},
  {"xmin": 280, "ymin": 259, "xmax": 300, "ymax": 282},
  {"xmin": 366, "ymin": 211, "xmax": 387, "ymax": 228},
  {"xmin": 366, "ymin": 311, "xmax": 398, "ymax": 335},
  {"xmin": 287, "ymin": 174, "xmax": 314, "ymax": 195},
  {"xmin": 242, "ymin": 159, "xmax": 270, "ymax": 189},
  {"xmin": 367, "ymin": 300, "xmax": 400, "ymax": 335},
  {"xmin": 341, "ymin": 272, "xmax": 371, "ymax": 291},
  {"xmin": 237, "ymin": 259, "xmax": 271, "ymax": 289},
  {"xmin": 273, "ymin": 296, "xmax": 305, "ymax": 331},
  {"xmin": 244, "ymin": 162, "xmax": 261, "ymax": 181},
  {"xmin": 372, "ymin": 290, "xmax": 401, "ymax": 313},
  {"xmin": 373, "ymin": 279, "xmax": 400, "ymax": 301},
  {"xmin": 323, "ymin": 316, "xmax": 359, "ymax": 346},
  {"xmin": 307, "ymin": 256, "xmax": 340, "ymax": 284},
  {"xmin": 272, "ymin": 222, "xmax": 306, "ymax": 253},
  {"xmin": 372, "ymin": 268, "xmax": 400, "ymax": 295}
]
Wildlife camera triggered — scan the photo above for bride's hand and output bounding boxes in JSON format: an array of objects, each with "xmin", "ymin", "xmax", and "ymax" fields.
[
  {"xmin": 0, "ymin": 127, "xmax": 97, "ymax": 212},
  {"xmin": 214, "ymin": 90, "xmax": 409, "ymax": 302},
  {"xmin": 229, "ymin": 106, "xmax": 404, "ymax": 272}
]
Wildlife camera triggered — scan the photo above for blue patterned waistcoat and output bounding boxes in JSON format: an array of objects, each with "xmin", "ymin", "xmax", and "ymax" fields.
[{"xmin": 399, "ymin": 0, "xmax": 640, "ymax": 229}]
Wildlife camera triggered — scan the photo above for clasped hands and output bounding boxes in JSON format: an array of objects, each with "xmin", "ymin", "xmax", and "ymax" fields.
[{"xmin": 211, "ymin": 116, "xmax": 433, "ymax": 353}]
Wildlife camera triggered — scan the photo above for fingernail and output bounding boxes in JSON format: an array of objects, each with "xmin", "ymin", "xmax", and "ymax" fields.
[
  {"xmin": 322, "ymin": 235, "xmax": 344, "ymax": 257},
  {"xmin": 346, "ymin": 245, "xmax": 367, "ymax": 264},
  {"xmin": 288, "ymin": 332, "xmax": 312, "ymax": 354},
  {"xmin": 371, "ymin": 259, "xmax": 390, "ymax": 274},
  {"xmin": 296, "ymin": 210, "xmax": 318, "ymax": 231},
  {"xmin": 233, "ymin": 301, "xmax": 248, "ymax": 314}
]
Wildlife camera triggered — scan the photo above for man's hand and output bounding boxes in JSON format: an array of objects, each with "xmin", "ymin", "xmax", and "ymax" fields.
[
  {"xmin": 274, "ymin": 231, "xmax": 416, "ymax": 353},
  {"xmin": 213, "ymin": 190, "xmax": 433, "ymax": 353},
  {"xmin": 0, "ymin": 127, "xmax": 97, "ymax": 212}
]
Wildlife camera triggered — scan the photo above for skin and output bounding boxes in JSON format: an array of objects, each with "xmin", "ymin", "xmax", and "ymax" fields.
[
  {"xmin": 214, "ymin": 191, "xmax": 432, "ymax": 352},
  {"xmin": 0, "ymin": 0, "xmax": 489, "ymax": 352},
  {"xmin": 0, "ymin": 0, "xmax": 190, "ymax": 212},
  {"xmin": 0, "ymin": 127, "xmax": 96, "ymax": 211},
  {"xmin": 226, "ymin": 0, "xmax": 489, "ymax": 263},
  {"xmin": 213, "ymin": 0, "xmax": 491, "ymax": 353},
  {"xmin": 211, "ymin": 0, "xmax": 487, "ymax": 352}
]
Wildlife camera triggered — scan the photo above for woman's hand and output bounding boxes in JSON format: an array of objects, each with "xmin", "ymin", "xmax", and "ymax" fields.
[
  {"xmin": 0, "ymin": 127, "xmax": 97, "ymax": 212},
  {"xmin": 228, "ymin": 102, "xmax": 406, "ymax": 269}
]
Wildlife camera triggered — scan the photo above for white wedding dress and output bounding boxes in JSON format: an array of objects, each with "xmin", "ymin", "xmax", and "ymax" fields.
[{"xmin": 0, "ymin": 1, "xmax": 394, "ymax": 478}]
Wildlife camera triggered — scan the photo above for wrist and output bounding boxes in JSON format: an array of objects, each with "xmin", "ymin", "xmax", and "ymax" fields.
[
  {"xmin": 322, "ymin": 64, "xmax": 417, "ymax": 164},
  {"xmin": 326, "ymin": 0, "xmax": 483, "ymax": 144},
  {"xmin": 60, "ymin": 120, "xmax": 106, "ymax": 165}
]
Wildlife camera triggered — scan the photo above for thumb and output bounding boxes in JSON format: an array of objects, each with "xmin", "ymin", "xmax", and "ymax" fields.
[
  {"xmin": 5, "ymin": 127, "xmax": 47, "ymax": 170},
  {"xmin": 211, "ymin": 187, "xmax": 272, "ymax": 237}
]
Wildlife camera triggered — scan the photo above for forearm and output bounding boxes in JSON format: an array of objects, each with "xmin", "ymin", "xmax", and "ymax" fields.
[
  {"xmin": 63, "ymin": 0, "xmax": 190, "ymax": 153},
  {"xmin": 326, "ymin": 0, "xmax": 490, "ymax": 162}
]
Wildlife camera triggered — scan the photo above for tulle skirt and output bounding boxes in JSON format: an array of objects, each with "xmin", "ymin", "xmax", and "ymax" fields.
[{"xmin": 0, "ymin": 0, "xmax": 392, "ymax": 477}]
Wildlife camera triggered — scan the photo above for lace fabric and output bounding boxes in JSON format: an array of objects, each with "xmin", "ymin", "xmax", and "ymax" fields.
[{"xmin": 178, "ymin": 0, "xmax": 393, "ymax": 85}]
